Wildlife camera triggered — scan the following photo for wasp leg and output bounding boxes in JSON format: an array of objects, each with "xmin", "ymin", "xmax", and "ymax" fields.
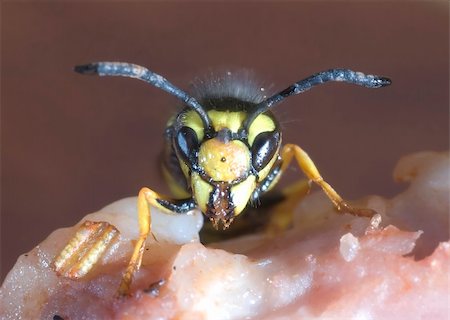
[
  {"xmin": 280, "ymin": 144, "xmax": 375, "ymax": 217},
  {"xmin": 118, "ymin": 188, "xmax": 195, "ymax": 297},
  {"xmin": 53, "ymin": 221, "xmax": 120, "ymax": 279},
  {"xmin": 265, "ymin": 179, "xmax": 311, "ymax": 236}
]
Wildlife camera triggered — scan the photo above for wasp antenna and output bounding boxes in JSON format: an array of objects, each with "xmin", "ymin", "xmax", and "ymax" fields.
[
  {"xmin": 74, "ymin": 62, "xmax": 212, "ymax": 129},
  {"xmin": 244, "ymin": 69, "xmax": 391, "ymax": 128},
  {"xmin": 74, "ymin": 63, "xmax": 98, "ymax": 75}
]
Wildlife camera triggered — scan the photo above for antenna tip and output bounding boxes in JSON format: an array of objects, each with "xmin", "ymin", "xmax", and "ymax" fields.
[
  {"xmin": 375, "ymin": 76, "xmax": 392, "ymax": 88},
  {"xmin": 74, "ymin": 63, "xmax": 99, "ymax": 75}
]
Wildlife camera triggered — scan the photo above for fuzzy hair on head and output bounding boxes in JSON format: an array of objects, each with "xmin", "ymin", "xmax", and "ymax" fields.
[{"xmin": 190, "ymin": 69, "xmax": 270, "ymax": 104}]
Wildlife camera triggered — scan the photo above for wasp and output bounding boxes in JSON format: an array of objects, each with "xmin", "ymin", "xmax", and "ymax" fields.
[{"xmin": 54, "ymin": 62, "xmax": 391, "ymax": 296}]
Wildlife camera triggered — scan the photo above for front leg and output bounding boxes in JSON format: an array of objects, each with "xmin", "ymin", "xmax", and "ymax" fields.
[
  {"xmin": 53, "ymin": 188, "xmax": 195, "ymax": 297},
  {"xmin": 281, "ymin": 144, "xmax": 375, "ymax": 218},
  {"xmin": 118, "ymin": 187, "xmax": 195, "ymax": 296}
]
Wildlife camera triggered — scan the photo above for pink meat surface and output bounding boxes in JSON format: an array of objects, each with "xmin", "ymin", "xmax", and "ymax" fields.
[{"xmin": 1, "ymin": 151, "xmax": 449, "ymax": 319}]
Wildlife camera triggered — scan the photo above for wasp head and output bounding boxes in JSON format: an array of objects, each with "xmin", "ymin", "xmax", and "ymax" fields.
[{"xmin": 174, "ymin": 109, "xmax": 281, "ymax": 230}]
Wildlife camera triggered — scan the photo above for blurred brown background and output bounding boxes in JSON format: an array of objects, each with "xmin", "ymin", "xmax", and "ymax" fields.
[{"xmin": 2, "ymin": 2, "xmax": 448, "ymax": 281}]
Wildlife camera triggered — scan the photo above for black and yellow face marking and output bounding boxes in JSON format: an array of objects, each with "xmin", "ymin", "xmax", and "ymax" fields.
[
  {"xmin": 172, "ymin": 108, "xmax": 281, "ymax": 228},
  {"xmin": 70, "ymin": 62, "xmax": 391, "ymax": 295}
]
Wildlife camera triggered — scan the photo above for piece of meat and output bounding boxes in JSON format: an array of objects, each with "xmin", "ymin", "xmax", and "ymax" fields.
[{"xmin": 1, "ymin": 151, "xmax": 449, "ymax": 319}]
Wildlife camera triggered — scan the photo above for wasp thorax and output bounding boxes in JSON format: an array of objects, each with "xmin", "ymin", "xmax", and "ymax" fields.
[{"xmin": 198, "ymin": 137, "xmax": 250, "ymax": 182}]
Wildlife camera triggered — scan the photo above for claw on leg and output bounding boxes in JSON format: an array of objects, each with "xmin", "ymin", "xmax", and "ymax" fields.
[
  {"xmin": 335, "ymin": 200, "xmax": 376, "ymax": 217},
  {"xmin": 53, "ymin": 221, "xmax": 119, "ymax": 279}
]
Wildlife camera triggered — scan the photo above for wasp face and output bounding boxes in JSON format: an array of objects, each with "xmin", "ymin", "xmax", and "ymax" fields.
[{"xmin": 173, "ymin": 109, "xmax": 281, "ymax": 229}]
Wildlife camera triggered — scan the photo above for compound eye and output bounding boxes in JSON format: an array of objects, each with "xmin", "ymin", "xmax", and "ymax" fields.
[
  {"xmin": 175, "ymin": 126, "xmax": 199, "ymax": 163},
  {"xmin": 251, "ymin": 131, "xmax": 280, "ymax": 171}
]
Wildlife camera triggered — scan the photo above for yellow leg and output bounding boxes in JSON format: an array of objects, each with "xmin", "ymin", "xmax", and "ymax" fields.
[
  {"xmin": 281, "ymin": 144, "xmax": 375, "ymax": 217},
  {"xmin": 53, "ymin": 186, "xmax": 191, "ymax": 297},
  {"xmin": 117, "ymin": 187, "xmax": 196, "ymax": 296},
  {"xmin": 117, "ymin": 187, "xmax": 174, "ymax": 296}
]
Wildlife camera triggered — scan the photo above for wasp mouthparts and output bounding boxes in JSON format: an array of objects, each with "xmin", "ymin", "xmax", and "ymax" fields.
[{"xmin": 209, "ymin": 215, "xmax": 235, "ymax": 230}]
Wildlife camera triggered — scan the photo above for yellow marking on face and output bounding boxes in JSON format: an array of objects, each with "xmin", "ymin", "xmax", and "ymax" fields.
[
  {"xmin": 230, "ymin": 175, "xmax": 256, "ymax": 215},
  {"xmin": 191, "ymin": 172, "xmax": 213, "ymax": 213},
  {"xmin": 182, "ymin": 110, "xmax": 276, "ymax": 146},
  {"xmin": 178, "ymin": 160, "xmax": 190, "ymax": 180},
  {"xmin": 198, "ymin": 139, "xmax": 251, "ymax": 182},
  {"xmin": 183, "ymin": 110, "xmax": 246, "ymax": 139},
  {"xmin": 247, "ymin": 114, "xmax": 276, "ymax": 146},
  {"xmin": 182, "ymin": 111, "xmax": 205, "ymax": 141},
  {"xmin": 207, "ymin": 110, "xmax": 246, "ymax": 132},
  {"xmin": 256, "ymin": 148, "xmax": 280, "ymax": 181},
  {"xmin": 263, "ymin": 162, "xmax": 282, "ymax": 193}
]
